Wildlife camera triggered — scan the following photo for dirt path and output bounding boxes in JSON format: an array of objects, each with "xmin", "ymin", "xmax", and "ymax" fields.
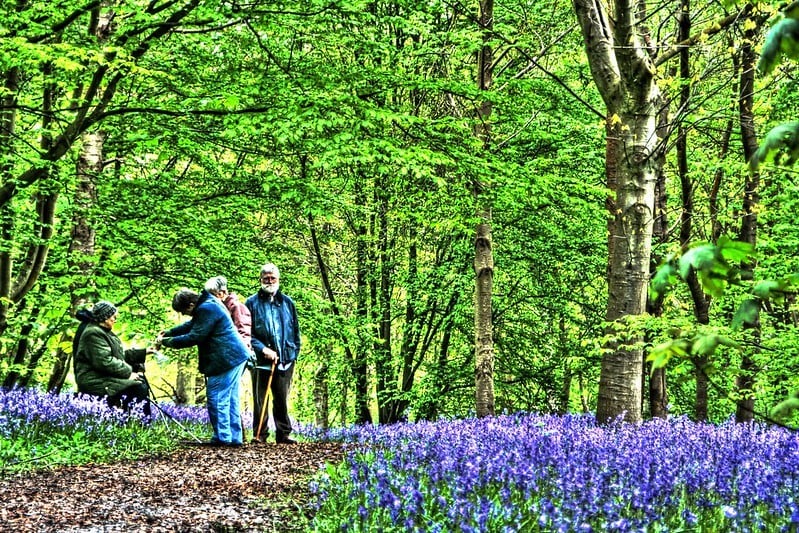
[{"xmin": 0, "ymin": 442, "xmax": 344, "ymax": 532}]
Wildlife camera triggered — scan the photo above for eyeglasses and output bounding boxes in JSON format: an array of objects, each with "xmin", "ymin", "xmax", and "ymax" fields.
[{"xmin": 261, "ymin": 274, "xmax": 278, "ymax": 281}]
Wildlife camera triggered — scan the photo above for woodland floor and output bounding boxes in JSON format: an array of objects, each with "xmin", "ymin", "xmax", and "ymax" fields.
[{"xmin": 0, "ymin": 441, "xmax": 345, "ymax": 532}]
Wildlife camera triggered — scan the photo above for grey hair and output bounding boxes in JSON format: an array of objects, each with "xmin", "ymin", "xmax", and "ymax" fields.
[
  {"xmin": 204, "ymin": 276, "xmax": 228, "ymax": 294},
  {"xmin": 260, "ymin": 263, "xmax": 280, "ymax": 278},
  {"xmin": 172, "ymin": 288, "xmax": 199, "ymax": 314}
]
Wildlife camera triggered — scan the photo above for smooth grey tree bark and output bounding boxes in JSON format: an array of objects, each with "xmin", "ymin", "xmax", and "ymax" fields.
[{"xmin": 573, "ymin": 0, "xmax": 662, "ymax": 423}]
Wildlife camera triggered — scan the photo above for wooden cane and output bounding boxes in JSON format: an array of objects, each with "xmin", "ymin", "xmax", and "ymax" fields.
[
  {"xmin": 239, "ymin": 364, "xmax": 248, "ymax": 443},
  {"xmin": 255, "ymin": 359, "xmax": 277, "ymax": 440}
]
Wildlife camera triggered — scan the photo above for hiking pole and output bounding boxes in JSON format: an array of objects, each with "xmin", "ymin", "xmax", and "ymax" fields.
[
  {"xmin": 142, "ymin": 374, "xmax": 203, "ymax": 443},
  {"xmin": 255, "ymin": 359, "xmax": 277, "ymax": 441},
  {"xmin": 240, "ymin": 363, "xmax": 248, "ymax": 443}
]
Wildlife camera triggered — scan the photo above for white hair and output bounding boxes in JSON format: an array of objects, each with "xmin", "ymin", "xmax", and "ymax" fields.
[
  {"xmin": 260, "ymin": 263, "xmax": 280, "ymax": 278},
  {"xmin": 204, "ymin": 276, "xmax": 228, "ymax": 294}
]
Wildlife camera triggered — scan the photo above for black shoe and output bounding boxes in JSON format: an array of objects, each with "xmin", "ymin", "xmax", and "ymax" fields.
[
  {"xmin": 276, "ymin": 437, "xmax": 297, "ymax": 444},
  {"xmin": 251, "ymin": 437, "xmax": 266, "ymax": 444},
  {"xmin": 226, "ymin": 442, "xmax": 244, "ymax": 448}
]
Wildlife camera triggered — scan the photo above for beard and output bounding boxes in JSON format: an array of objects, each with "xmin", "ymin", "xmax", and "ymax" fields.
[{"xmin": 261, "ymin": 282, "xmax": 279, "ymax": 295}]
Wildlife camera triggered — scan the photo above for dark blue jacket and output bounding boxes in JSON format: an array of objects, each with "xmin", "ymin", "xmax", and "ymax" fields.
[
  {"xmin": 245, "ymin": 289, "xmax": 301, "ymax": 366},
  {"xmin": 162, "ymin": 291, "xmax": 249, "ymax": 376}
]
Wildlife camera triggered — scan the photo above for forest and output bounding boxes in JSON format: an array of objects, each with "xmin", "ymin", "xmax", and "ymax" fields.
[{"xmin": 3, "ymin": 0, "xmax": 799, "ymax": 431}]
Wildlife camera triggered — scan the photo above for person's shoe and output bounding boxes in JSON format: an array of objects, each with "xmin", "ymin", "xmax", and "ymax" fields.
[
  {"xmin": 250, "ymin": 437, "xmax": 265, "ymax": 444},
  {"xmin": 276, "ymin": 437, "xmax": 297, "ymax": 444},
  {"xmin": 226, "ymin": 442, "xmax": 244, "ymax": 448}
]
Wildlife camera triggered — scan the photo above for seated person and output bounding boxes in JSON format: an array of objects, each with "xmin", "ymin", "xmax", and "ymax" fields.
[{"xmin": 74, "ymin": 300, "xmax": 154, "ymax": 416}]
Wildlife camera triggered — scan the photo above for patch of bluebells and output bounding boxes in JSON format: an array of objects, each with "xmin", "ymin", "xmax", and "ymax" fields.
[
  {"xmin": 154, "ymin": 400, "xmax": 210, "ymax": 425},
  {"xmin": 0, "ymin": 386, "xmax": 208, "ymax": 438},
  {"xmin": 0, "ymin": 386, "xmax": 210, "ymax": 473},
  {"xmin": 307, "ymin": 413, "xmax": 799, "ymax": 532},
  {"xmin": 0, "ymin": 386, "xmax": 133, "ymax": 438}
]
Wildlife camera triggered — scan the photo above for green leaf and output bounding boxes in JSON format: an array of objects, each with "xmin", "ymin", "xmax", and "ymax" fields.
[
  {"xmin": 650, "ymin": 263, "xmax": 677, "ymax": 301},
  {"xmin": 771, "ymin": 395, "xmax": 799, "ymax": 421},
  {"xmin": 698, "ymin": 273, "xmax": 726, "ymax": 299},
  {"xmin": 752, "ymin": 280, "xmax": 781, "ymax": 299},
  {"xmin": 717, "ymin": 237, "xmax": 755, "ymax": 263},
  {"xmin": 691, "ymin": 334, "xmax": 736, "ymax": 356},
  {"xmin": 646, "ymin": 339, "xmax": 689, "ymax": 371},
  {"xmin": 732, "ymin": 298, "xmax": 760, "ymax": 330},
  {"xmin": 679, "ymin": 244, "xmax": 716, "ymax": 277}
]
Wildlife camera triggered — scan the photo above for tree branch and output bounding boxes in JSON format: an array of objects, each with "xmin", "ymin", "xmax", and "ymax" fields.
[{"xmin": 654, "ymin": 5, "xmax": 754, "ymax": 67}]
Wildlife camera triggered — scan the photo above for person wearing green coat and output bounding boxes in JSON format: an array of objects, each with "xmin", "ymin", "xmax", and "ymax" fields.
[{"xmin": 74, "ymin": 301, "xmax": 154, "ymax": 415}]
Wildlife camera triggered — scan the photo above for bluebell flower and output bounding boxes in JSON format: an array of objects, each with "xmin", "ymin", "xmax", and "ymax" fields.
[{"xmin": 308, "ymin": 411, "xmax": 799, "ymax": 532}]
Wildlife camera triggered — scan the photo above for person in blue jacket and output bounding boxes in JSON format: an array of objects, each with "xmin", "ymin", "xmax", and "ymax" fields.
[
  {"xmin": 246, "ymin": 263, "xmax": 301, "ymax": 444},
  {"xmin": 157, "ymin": 288, "xmax": 250, "ymax": 446}
]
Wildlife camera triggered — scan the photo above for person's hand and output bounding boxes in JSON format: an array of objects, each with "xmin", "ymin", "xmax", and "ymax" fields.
[
  {"xmin": 262, "ymin": 347, "xmax": 278, "ymax": 363},
  {"xmin": 154, "ymin": 332, "xmax": 165, "ymax": 348},
  {"xmin": 130, "ymin": 372, "xmax": 144, "ymax": 382}
]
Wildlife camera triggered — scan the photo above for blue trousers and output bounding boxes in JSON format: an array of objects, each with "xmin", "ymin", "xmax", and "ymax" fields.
[{"xmin": 206, "ymin": 360, "xmax": 247, "ymax": 444}]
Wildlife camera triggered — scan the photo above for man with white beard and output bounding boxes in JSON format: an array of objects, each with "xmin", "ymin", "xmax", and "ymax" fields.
[{"xmin": 246, "ymin": 263, "xmax": 301, "ymax": 444}]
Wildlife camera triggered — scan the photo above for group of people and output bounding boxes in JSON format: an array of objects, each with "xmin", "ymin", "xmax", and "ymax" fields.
[{"xmin": 73, "ymin": 262, "xmax": 301, "ymax": 447}]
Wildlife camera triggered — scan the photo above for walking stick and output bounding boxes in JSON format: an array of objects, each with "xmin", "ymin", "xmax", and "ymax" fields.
[
  {"xmin": 255, "ymin": 359, "xmax": 277, "ymax": 441},
  {"xmin": 240, "ymin": 363, "xmax": 248, "ymax": 443},
  {"xmin": 142, "ymin": 374, "xmax": 203, "ymax": 443}
]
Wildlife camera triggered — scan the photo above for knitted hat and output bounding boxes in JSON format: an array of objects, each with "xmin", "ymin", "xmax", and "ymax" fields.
[{"xmin": 91, "ymin": 300, "xmax": 117, "ymax": 323}]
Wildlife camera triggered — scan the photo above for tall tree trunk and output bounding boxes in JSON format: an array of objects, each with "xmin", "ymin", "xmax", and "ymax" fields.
[
  {"xmin": 735, "ymin": 21, "xmax": 761, "ymax": 424},
  {"xmin": 47, "ymin": 131, "xmax": 104, "ymax": 391},
  {"xmin": 47, "ymin": 5, "xmax": 118, "ymax": 390},
  {"xmin": 416, "ymin": 293, "xmax": 457, "ymax": 422},
  {"xmin": 648, "ymin": 122, "xmax": 668, "ymax": 419},
  {"xmin": 646, "ymin": 0, "xmax": 683, "ymax": 418},
  {"xmin": 309, "ymin": 206, "xmax": 359, "ymax": 425},
  {"xmin": 672, "ymin": 0, "xmax": 712, "ymax": 421},
  {"xmin": 375, "ymin": 175, "xmax": 395, "ymax": 424},
  {"xmin": 2, "ymin": 58, "xmax": 57, "ymax": 381},
  {"xmin": 396, "ymin": 240, "xmax": 420, "ymax": 421},
  {"xmin": 0, "ymin": 66, "xmax": 19, "ymax": 338},
  {"xmin": 575, "ymin": 0, "xmax": 662, "ymax": 424},
  {"xmin": 689, "ymin": 39, "xmax": 737, "ymax": 421},
  {"xmin": 354, "ymin": 172, "xmax": 373, "ymax": 424},
  {"xmin": 558, "ymin": 318, "xmax": 573, "ymax": 414},
  {"xmin": 474, "ymin": 0, "xmax": 495, "ymax": 419},
  {"xmin": 314, "ymin": 360, "xmax": 330, "ymax": 429}
]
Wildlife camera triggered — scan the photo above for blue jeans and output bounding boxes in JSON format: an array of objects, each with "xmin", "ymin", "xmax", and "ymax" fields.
[{"xmin": 206, "ymin": 360, "xmax": 247, "ymax": 444}]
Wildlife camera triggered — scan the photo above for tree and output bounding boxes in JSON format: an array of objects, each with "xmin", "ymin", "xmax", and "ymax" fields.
[
  {"xmin": 573, "ymin": 0, "xmax": 665, "ymax": 423},
  {"xmin": 0, "ymin": 0, "xmax": 222, "ymax": 385},
  {"xmin": 573, "ymin": 0, "xmax": 754, "ymax": 423},
  {"xmin": 473, "ymin": 0, "xmax": 496, "ymax": 418}
]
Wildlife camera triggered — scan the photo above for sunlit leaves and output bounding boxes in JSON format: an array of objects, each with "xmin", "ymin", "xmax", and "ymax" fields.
[
  {"xmin": 647, "ymin": 328, "xmax": 739, "ymax": 371},
  {"xmin": 651, "ymin": 237, "xmax": 756, "ymax": 301},
  {"xmin": 646, "ymin": 237, "xmax": 799, "ymax": 373}
]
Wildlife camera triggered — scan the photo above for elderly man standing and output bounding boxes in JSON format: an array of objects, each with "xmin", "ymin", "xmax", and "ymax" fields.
[{"xmin": 246, "ymin": 263, "xmax": 301, "ymax": 444}]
